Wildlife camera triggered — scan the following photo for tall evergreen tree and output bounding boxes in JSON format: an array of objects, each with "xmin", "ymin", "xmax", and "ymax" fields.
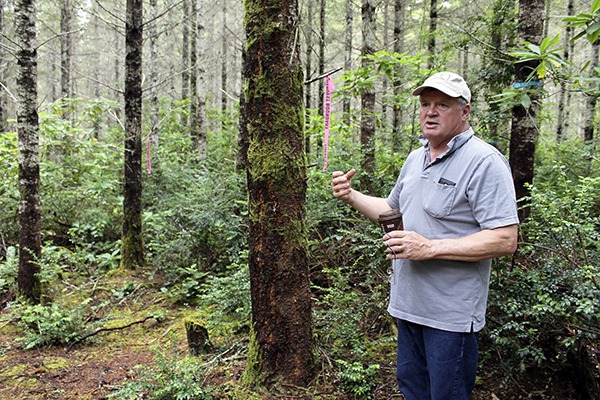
[
  {"xmin": 16, "ymin": 0, "xmax": 42, "ymax": 302},
  {"xmin": 242, "ymin": 0, "xmax": 315, "ymax": 388},
  {"xmin": 509, "ymin": 0, "xmax": 546, "ymax": 222},
  {"xmin": 120, "ymin": 0, "xmax": 146, "ymax": 269}
]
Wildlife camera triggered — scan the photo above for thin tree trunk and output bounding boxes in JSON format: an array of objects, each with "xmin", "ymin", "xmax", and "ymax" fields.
[
  {"xmin": 197, "ymin": 0, "xmax": 207, "ymax": 158},
  {"xmin": 381, "ymin": 1, "xmax": 390, "ymax": 124},
  {"xmin": 221, "ymin": 0, "xmax": 227, "ymax": 131},
  {"xmin": 391, "ymin": 0, "xmax": 405, "ymax": 143},
  {"xmin": 149, "ymin": 0, "xmax": 159, "ymax": 146},
  {"xmin": 428, "ymin": 0, "xmax": 437, "ymax": 69},
  {"xmin": 342, "ymin": 0, "xmax": 353, "ymax": 126},
  {"xmin": 189, "ymin": 0, "xmax": 206, "ymax": 159},
  {"xmin": 583, "ymin": 40, "xmax": 599, "ymax": 142},
  {"xmin": 315, "ymin": 0, "xmax": 325, "ymax": 154},
  {"xmin": 360, "ymin": 0, "xmax": 376, "ymax": 194},
  {"xmin": 243, "ymin": 0, "xmax": 315, "ymax": 388},
  {"xmin": 60, "ymin": 0, "xmax": 72, "ymax": 103},
  {"xmin": 509, "ymin": 0, "xmax": 545, "ymax": 223},
  {"xmin": 121, "ymin": 0, "xmax": 146, "ymax": 270},
  {"xmin": 181, "ymin": 0, "xmax": 190, "ymax": 126},
  {"xmin": 16, "ymin": 0, "xmax": 42, "ymax": 302},
  {"xmin": 318, "ymin": 0, "xmax": 325, "ymax": 116},
  {"xmin": 556, "ymin": 0, "xmax": 574, "ymax": 142}
]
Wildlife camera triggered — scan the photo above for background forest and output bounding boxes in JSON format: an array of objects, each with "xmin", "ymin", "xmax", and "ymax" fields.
[{"xmin": 0, "ymin": 0, "xmax": 599, "ymax": 399}]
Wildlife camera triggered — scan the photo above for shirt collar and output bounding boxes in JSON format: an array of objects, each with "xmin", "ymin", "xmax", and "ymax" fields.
[{"xmin": 419, "ymin": 127, "xmax": 474, "ymax": 161}]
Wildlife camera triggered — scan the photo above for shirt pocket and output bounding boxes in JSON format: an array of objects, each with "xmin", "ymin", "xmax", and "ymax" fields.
[{"xmin": 423, "ymin": 181, "xmax": 457, "ymax": 218}]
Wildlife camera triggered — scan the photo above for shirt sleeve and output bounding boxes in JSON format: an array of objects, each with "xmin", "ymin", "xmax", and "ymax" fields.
[{"xmin": 467, "ymin": 153, "xmax": 520, "ymax": 230}]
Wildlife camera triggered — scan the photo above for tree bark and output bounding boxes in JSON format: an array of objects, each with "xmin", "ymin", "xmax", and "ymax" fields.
[
  {"xmin": 391, "ymin": 0, "xmax": 405, "ymax": 142},
  {"xmin": 556, "ymin": 0, "xmax": 574, "ymax": 142},
  {"xmin": 16, "ymin": 0, "xmax": 42, "ymax": 302},
  {"xmin": 509, "ymin": 0, "xmax": 545, "ymax": 223},
  {"xmin": 242, "ymin": 0, "xmax": 315, "ymax": 388},
  {"xmin": 221, "ymin": 0, "xmax": 227, "ymax": 131},
  {"xmin": 189, "ymin": 0, "xmax": 207, "ymax": 159},
  {"xmin": 60, "ymin": 0, "xmax": 72, "ymax": 102},
  {"xmin": 181, "ymin": 0, "xmax": 190, "ymax": 126},
  {"xmin": 360, "ymin": 0, "xmax": 376, "ymax": 195},
  {"xmin": 428, "ymin": 0, "xmax": 437, "ymax": 69},
  {"xmin": 304, "ymin": 0, "xmax": 313, "ymax": 155},
  {"xmin": 342, "ymin": 0, "xmax": 353, "ymax": 126},
  {"xmin": 120, "ymin": 0, "xmax": 146, "ymax": 270},
  {"xmin": 149, "ymin": 0, "xmax": 159, "ymax": 147},
  {"xmin": 583, "ymin": 40, "xmax": 599, "ymax": 142},
  {"xmin": 484, "ymin": 0, "xmax": 517, "ymax": 153}
]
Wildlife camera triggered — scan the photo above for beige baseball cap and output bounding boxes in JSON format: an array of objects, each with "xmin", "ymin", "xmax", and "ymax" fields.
[{"xmin": 412, "ymin": 72, "xmax": 471, "ymax": 103}]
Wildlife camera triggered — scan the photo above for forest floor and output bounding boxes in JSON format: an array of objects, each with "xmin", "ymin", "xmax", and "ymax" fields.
[{"xmin": 0, "ymin": 271, "xmax": 577, "ymax": 400}]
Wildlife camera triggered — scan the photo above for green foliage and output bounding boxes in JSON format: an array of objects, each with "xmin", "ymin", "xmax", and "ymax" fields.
[
  {"xmin": 0, "ymin": 132, "xmax": 19, "ymax": 245},
  {"xmin": 336, "ymin": 359, "xmax": 380, "ymax": 400},
  {"xmin": 11, "ymin": 299, "xmax": 86, "ymax": 349},
  {"xmin": 509, "ymin": 35, "xmax": 568, "ymax": 80},
  {"xmin": 108, "ymin": 338, "xmax": 212, "ymax": 400},
  {"xmin": 0, "ymin": 246, "xmax": 18, "ymax": 295},
  {"xmin": 484, "ymin": 160, "xmax": 600, "ymax": 379},
  {"xmin": 564, "ymin": 0, "xmax": 600, "ymax": 44}
]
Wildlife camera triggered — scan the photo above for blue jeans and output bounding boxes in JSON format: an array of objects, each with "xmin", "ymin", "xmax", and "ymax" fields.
[{"xmin": 396, "ymin": 319, "xmax": 478, "ymax": 400}]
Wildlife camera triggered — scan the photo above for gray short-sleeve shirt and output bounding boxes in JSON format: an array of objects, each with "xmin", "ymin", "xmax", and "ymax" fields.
[{"xmin": 386, "ymin": 128, "xmax": 519, "ymax": 333}]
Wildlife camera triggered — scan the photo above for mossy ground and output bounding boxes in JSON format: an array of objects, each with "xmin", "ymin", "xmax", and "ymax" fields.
[{"xmin": 0, "ymin": 269, "xmax": 577, "ymax": 399}]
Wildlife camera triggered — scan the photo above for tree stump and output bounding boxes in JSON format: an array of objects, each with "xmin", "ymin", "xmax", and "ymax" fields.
[{"xmin": 184, "ymin": 319, "xmax": 212, "ymax": 356}]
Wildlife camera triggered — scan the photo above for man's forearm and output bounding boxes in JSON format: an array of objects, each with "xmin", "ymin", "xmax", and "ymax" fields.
[
  {"xmin": 344, "ymin": 189, "xmax": 392, "ymax": 222},
  {"xmin": 427, "ymin": 225, "xmax": 518, "ymax": 261}
]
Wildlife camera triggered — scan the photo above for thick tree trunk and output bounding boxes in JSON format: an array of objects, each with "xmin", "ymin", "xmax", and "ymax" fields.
[
  {"xmin": 509, "ymin": 0, "xmax": 545, "ymax": 223},
  {"xmin": 16, "ymin": 0, "xmax": 42, "ymax": 302},
  {"xmin": 121, "ymin": 0, "xmax": 146, "ymax": 270},
  {"xmin": 243, "ymin": 0, "xmax": 315, "ymax": 388},
  {"xmin": 360, "ymin": 0, "xmax": 376, "ymax": 195}
]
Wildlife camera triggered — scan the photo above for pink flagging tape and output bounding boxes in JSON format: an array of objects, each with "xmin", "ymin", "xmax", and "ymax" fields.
[{"xmin": 323, "ymin": 75, "xmax": 335, "ymax": 172}]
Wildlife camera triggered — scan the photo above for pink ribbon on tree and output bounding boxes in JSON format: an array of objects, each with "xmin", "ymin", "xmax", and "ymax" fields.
[{"xmin": 322, "ymin": 75, "xmax": 335, "ymax": 172}]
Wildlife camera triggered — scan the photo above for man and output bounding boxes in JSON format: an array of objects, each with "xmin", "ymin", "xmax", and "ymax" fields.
[{"xmin": 331, "ymin": 72, "xmax": 519, "ymax": 400}]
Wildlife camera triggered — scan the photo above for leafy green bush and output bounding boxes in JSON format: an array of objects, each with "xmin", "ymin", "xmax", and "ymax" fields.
[
  {"xmin": 337, "ymin": 359, "xmax": 380, "ymax": 400},
  {"xmin": 0, "ymin": 246, "xmax": 18, "ymax": 297},
  {"xmin": 484, "ymin": 163, "xmax": 600, "ymax": 387},
  {"xmin": 11, "ymin": 300, "xmax": 86, "ymax": 349}
]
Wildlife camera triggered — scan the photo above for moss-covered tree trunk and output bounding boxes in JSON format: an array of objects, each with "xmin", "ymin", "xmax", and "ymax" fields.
[
  {"xmin": 121, "ymin": 0, "xmax": 146, "ymax": 270},
  {"xmin": 16, "ymin": 0, "xmax": 42, "ymax": 302},
  {"xmin": 242, "ymin": 0, "xmax": 315, "ymax": 388}
]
